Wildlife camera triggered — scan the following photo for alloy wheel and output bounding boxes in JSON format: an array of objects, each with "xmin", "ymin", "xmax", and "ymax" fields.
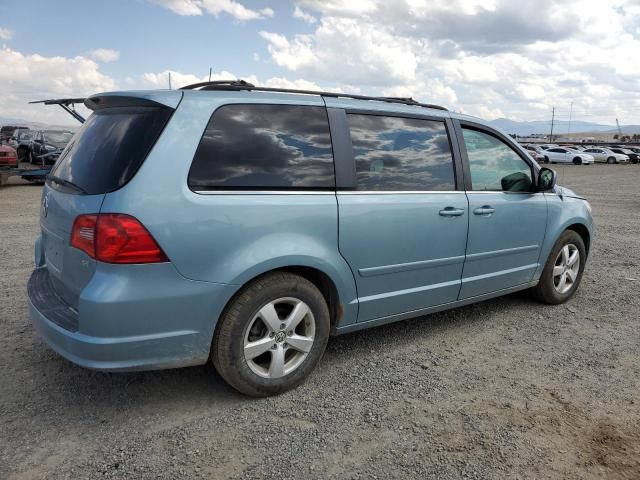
[
  {"xmin": 243, "ymin": 297, "xmax": 316, "ymax": 379},
  {"xmin": 553, "ymin": 244, "xmax": 580, "ymax": 294}
]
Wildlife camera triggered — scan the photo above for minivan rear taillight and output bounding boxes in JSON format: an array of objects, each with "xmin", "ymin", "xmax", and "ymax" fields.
[{"xmin": 71, "ymin": 214, "xmax": 168, "ymax": 264}]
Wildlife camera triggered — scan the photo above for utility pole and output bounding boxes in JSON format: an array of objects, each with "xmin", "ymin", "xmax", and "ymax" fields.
[
  {"xmin": 168, "ymin": 71, "xmax": 172, "ymax": 89},
  {"xmin": 616, "ymin": 118, "xmax": 622, "ymax": 137},
  {"xmin": 209, "ymin": 67, "xmax": 212, "ymax": 82},
  {"xmin": 568, "ymin": 101, "xmax": 573, "ymax": 136},
  {"xmin": 549, "ymin": 106, "xmax": 555, "ymax": 142}
]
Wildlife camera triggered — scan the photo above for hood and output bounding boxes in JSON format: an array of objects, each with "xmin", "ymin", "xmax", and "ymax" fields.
[{"xmin": 555, "ymin": 185, "xmax": 585, "ymax": 200}]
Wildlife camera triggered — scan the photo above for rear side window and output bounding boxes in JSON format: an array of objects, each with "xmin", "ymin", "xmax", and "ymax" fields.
[
  {"xmin": 347, "ymin": 114, "xmax": 456, "ymax": 191},
  {"xmin": 50, "ymin": 107, "xmax": 172, "ymax": 195},
  {"xmin": 188, "ymin": 104, "xmax": 335, "ymax": 190}
]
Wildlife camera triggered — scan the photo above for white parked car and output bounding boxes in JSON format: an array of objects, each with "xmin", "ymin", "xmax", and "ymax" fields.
[
  {"xmin": 543, "ymin": 147, "xmax": 594, "ymax": 165},
  {"xmin": 582, "ymin": 148, "xmax": 629, "ymax": 164}
]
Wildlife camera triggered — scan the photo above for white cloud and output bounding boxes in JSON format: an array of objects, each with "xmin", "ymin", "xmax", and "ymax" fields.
[
  {"xmin": 0, "ymin": 27, "xmax": 12, "ymax": 40},
  {"xmin": 0, "ymin": 47, "xmax": 115, "ymax": 125},
  {"xmin": 149, "ymin": 0, "xmax": 273, "ymax": 20},
  {"xmin": 248, "ymin": 0, "xmax": 640, "ymax": 123},
  {"xmin": 293, "ymin": 6, "xmax": 317, "ymax": 23},
  {"xmin": 89, "ymin": 48, "xmax": 120, "ymax": 62},
  {"xmin": 260, "ymin": 17, "xmax": 418, "ymax": 85}
]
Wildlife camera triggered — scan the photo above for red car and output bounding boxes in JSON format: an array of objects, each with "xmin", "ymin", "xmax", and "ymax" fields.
[{"xmin": 0, "ymin": 145, "xmax": 18, "ymax": 167}]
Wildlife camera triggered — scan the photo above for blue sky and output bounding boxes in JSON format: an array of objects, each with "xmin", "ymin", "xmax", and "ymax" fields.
[
  {"xmin": 1, "ymin": 0, "xmax": 312, "ymax": 88},
  {"xmin": 1, "ymin": 0, "xmax": 640, "ymax": 126}
]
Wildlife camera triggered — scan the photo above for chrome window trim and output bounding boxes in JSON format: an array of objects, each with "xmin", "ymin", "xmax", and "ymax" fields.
[
  {"xmin": 467, "ymin": 191, "xmax": 544, "ymax": 195},
  {"xmin": 194, "ymin": 189, "xmax": 543, "ymax": 195},
  {"xmin": 339, "ymin": 190, "xmax": 464, "ymax": 195},
  {"xmin": 193, "ymin": 190, "xmax": 336, "ymax": 195}
]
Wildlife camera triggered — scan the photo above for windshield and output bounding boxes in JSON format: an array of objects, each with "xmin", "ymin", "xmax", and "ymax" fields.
[
  {"xmin": 43, "ymin": 131, "xmax": 73, "ymax": 144},
  {"xmin": 19, "ymin": 131, "xmax": 35, "ymax": 141}
]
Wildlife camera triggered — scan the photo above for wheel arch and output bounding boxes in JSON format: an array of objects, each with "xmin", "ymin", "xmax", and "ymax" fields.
[
  {"xmin": 222, "ymin": 259, "xmax": 358, "ymax": 335},
  {"xmin": 566, "ymin": 223, "xmax": 591, "ymax": 256}
]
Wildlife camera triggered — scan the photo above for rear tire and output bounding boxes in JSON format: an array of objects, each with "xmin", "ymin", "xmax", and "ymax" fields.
[
  {"xmin": 531, "ymin": 230, "xmax": 586, "ymax": 305},
  {"xmin": 212, "ymin": 272, "xmax": 330, "ymax": 397}
]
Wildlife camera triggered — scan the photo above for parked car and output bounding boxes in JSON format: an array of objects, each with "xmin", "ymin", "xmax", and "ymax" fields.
[
  {"xmin": 627, "ymin": 146, "xmax": 640, "ymax": 159},
  {"xmin": 27, "ymin": 84, "xmax": 594, "ymax": 396},
  {"xmin": 608, "ymin": 147, "xmax": 638, "ymax": 164},
  {"xmin": 1, "ymin": 125, "xmax": 26, "ymax": 144},
  {"xmin": 6, "ymin": 127, "xmax": 30, "ymax": 148},
  {"xmin": 582, "ymin": 147, "xmax": 629, "ymax": 164},
  {"xmin": 9, "ymin": 129, "xmax": 37, "ymax": 163},
  {"xmin": 30, "ymin": 130, "xmax": 73, "ymax": 165},
  {"xmin": 0, "ymin": 144, "xmax": 18, "ymax": 167},
  {"xmin": 522, "ymin": 144, "xmax": 548, "ymax": 163},
  {"xmin": 543, "ymin": 147, "xmax": 594, "ymax": 165}
]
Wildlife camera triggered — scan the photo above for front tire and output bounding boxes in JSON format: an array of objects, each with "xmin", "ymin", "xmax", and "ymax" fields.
[
  {"xmin": 607, "ymin": 156, "xmax": 616, "ymax": 164},
  {"xmin": 573, "ymin": 157, "xmax": 583, "ymax": 165},
  {"xmin": 212, "ymin": 272, "xmax": 330, "ymax": 397},
  {"xmin": 531, "ymin": 230, "xmax": 586, "ymax": 305}
]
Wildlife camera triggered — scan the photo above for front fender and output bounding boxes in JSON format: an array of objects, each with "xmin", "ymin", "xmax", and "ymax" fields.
[{"xmin": 534, "ymin": 193, "xmax": 594, "ymax": 280}]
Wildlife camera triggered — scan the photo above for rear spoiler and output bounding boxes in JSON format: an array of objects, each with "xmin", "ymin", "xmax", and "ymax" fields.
[{"xmin": 29, "ymin": 98, "xmax": 86, "ymax": 124}]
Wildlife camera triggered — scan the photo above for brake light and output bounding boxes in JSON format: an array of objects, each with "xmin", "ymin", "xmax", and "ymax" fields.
[{"xmin": 70, "ymin": 214, "xmax": 168, "ymax": 264}]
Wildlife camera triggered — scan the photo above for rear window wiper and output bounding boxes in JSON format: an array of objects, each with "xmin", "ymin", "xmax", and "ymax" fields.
[{"xmin": 47, "ymin": 175, "xmax": 88, "ymax": 195}]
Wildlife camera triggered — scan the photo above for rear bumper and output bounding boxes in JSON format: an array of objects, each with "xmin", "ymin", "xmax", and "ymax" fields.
[{"xmin": 28, "ymin": 265, "xmax": 237, "ymax": 371}]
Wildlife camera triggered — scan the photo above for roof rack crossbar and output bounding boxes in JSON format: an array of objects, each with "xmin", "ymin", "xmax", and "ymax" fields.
[{"xmin": 178, "ymin": 80, "xmax": 448, "ymax": 111}]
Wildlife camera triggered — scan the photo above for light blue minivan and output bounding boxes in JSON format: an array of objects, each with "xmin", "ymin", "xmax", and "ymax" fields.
[{"xmin": 28, "ymin": 81, "xmax": 593, "ymax": 396}]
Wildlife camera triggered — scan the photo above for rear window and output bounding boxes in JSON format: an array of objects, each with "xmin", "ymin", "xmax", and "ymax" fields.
[
  {"xmin": 50, "ymin": 106, "xmax": 172, "ymax": 195},
  {"xmin": 188, "ymin": 104, "xmax": 335, "ymax": 190}
]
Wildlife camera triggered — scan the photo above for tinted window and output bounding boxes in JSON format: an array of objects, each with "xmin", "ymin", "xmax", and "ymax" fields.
[
  {"xmin": 462, "ymin": 128, "xmax": 533, "ymax": 192},
  {"xmin": 188, "ymin": 104, "xmax": 334, "ymax": 190},
  {"xmin": 348, "ymin": 114, "xmax": 455, "ymax": 191},
  {"xmin": 50, "ymin": 106, "xmax": 172, "ymax": 195}
]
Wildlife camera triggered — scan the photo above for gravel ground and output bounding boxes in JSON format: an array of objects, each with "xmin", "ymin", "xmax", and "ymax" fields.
[{"xmin": 1, "ymin": 165, "xmax": 639, "ymax": 480}]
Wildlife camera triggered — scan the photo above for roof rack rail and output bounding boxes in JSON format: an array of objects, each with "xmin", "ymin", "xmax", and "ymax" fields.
[
  {"xmin": 180, "ymin": 79, "xmax": 255, "ymax": 90},
  {"xmin": 179, "ymin": 79, "xmax": 448, "ymax": 111}
]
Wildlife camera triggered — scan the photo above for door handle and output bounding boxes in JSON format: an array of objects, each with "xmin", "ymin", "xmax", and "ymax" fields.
[
  {"xmin": 473, "ymin": 205, "xmax": 496, "ymax": 216},
  {"xmin": 439, "ymin": 207, "xmax": 465, "ymax": 217}
]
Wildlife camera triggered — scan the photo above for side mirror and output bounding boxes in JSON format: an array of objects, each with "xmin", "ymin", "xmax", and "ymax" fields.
[{"xmin": 538, "ymin": 167, "xmax": 557, "ymax": 191}]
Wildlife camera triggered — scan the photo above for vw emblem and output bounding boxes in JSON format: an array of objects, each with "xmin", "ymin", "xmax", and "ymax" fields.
[{"xmin": 42, "ymin": 194, "xmax": 49, "ymax": 217}]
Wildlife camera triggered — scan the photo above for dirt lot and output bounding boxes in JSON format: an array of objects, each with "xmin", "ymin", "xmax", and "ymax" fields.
[{"xmin": 1, "ymin": 165, "xmax": 639, "ymax": 480}]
